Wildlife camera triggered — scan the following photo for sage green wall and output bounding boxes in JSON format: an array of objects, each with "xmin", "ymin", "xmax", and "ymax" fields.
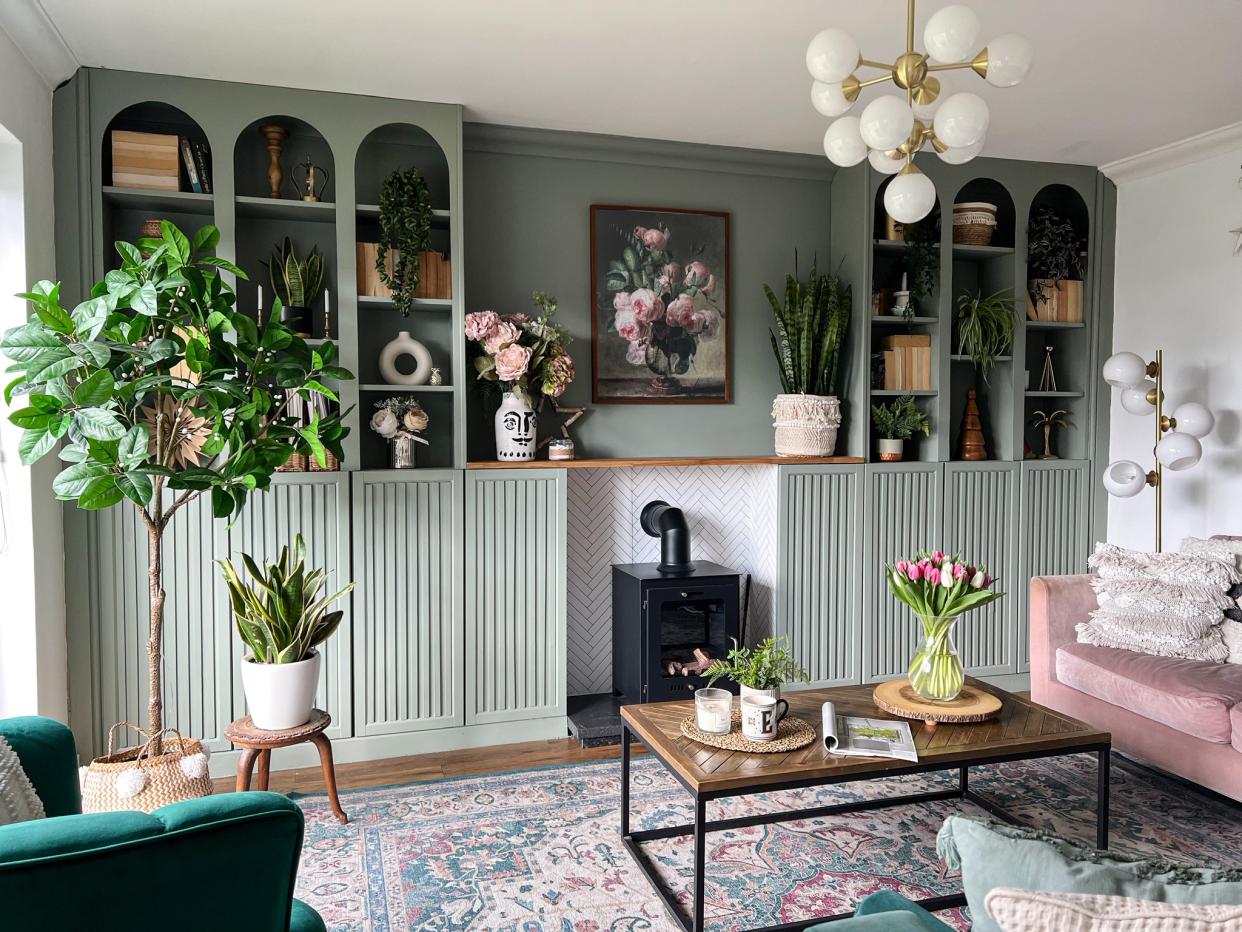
[{"xmin": 462, "ymin": 125, "xmax": 837, "ymax": 460}]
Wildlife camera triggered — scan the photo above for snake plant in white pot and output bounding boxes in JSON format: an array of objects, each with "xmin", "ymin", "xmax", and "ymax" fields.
[{"xmin": 218, "ymin": 535, "xmax": 354, "ymax": 729}]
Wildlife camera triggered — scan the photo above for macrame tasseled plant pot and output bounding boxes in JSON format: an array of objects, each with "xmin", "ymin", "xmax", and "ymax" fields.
[{"xmin": 772, "ymin": 394, "xmax": 841, "ymax": 457}]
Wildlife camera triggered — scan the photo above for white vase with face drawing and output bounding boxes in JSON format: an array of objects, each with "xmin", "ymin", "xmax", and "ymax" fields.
[{"xmin": 495, "ymin": 391, "xmax": 537, "ymax": 461}]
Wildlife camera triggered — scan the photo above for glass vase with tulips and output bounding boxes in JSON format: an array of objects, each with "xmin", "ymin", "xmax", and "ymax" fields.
[{"xmin": 886, "ymin": 551, "xmax": 1005, "ymax": 702}]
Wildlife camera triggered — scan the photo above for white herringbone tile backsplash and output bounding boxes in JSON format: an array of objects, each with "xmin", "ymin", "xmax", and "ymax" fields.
[{"xmin": 566, "ymin": 466, "xmax": 779, "ymax": 696}]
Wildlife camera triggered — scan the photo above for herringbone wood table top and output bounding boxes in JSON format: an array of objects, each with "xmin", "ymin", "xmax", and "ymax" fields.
[{"xmin": 621, "ymin": 678, "xmax": 1108, "ymax": 794}]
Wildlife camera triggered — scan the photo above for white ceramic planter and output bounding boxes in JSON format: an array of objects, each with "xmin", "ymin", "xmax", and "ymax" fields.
[
  {"xmin": 241, "ymin": 649, "xmax": 321, "ymax": 730},
  {"xmin": 739, "ymin": 684, "xmax": 781, "ymax": 704},
  {"xmin": 877, "ymin": 438, "xmax": 904, "ymax": 462},
  {"xmin": 771, "ymin": 394, "xmax": 840, "ymax": 457}
]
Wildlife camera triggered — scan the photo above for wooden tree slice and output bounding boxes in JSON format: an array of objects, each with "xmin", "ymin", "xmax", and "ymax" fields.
[{"xmin": 873, "ymin": 679, "xmax": 1002, "ymax": 724}]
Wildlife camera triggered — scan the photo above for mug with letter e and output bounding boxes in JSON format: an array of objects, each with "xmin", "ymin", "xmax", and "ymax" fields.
[{"xmin": 741, "ymin": 694, "xmax": 789, "ymax": 742}]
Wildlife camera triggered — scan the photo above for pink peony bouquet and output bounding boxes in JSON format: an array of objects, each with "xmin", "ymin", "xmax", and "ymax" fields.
[
  {"xmin": 886, "ymin": 549, "xmax": 1004, "ymax": 619},
  {"xmin": 604, "ymin": 224, "xmax": 722, "ymax": 381},
  {"xmin": 465, "ymin": 291, "xmax": 575, "ymax": 401}
]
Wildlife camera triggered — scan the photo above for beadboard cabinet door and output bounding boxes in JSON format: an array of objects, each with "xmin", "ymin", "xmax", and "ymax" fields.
[
  {"xmin": 352, "ymin": 471, "xmax": 463, "ymax": 736},
  {"xmin": 225, "ymin": 474, "xmax": 352, "ymax": 739},
  {"xmin": 862, "ymin": 463, "xmax": 945, "ymax": 681},
  {"xmin": 1018, "ymin": 460, "xmax": 1090, "ymax": 671},
  {"xmin": 943, "ymin": 462, "xmax": 1019, "ymax": 676},
  {"xmin": 65, "ymin": 493, "xmax": 234, "ymax": 758},
  {"xmin": 465, "ymin": 470, "xmax": 567, "ymax": 725},
  {"xmin": 775, "ymin": 465, "xmax": 864, "ymax": 687}
]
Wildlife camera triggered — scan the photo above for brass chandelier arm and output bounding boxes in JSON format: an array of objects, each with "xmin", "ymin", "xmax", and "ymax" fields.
[
  {"xmin": 858, "ymin": 58, "xmax": 896, "ymax": 71},
  {"xmin": 924, "ymin": 61, "xmax": 976, "ymax": 72},
  {"xmin": 857, "ymin": 73, "xmax": 896, "ymax": 90},
  {"xmin": 907, "ymin": 0, "xmax": 916, "ymax": 53}
]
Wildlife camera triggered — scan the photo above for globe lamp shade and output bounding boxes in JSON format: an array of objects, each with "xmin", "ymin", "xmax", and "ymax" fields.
[
  {"xmin": 936, "ymin": 139, "xmax": 984, "ymax": 165},
  {"xmin": 868, "ymin": 149, "xmax": 906, "ymax": 175},
  {"xmin": 1172, "ymin": 402, "xmax": 1214, "ymax": 439},
  {"xmin": 883, "ymin": 170, "xmax": 937, "ymax": 224},
  {"xmin": 924, "ymin": 4, "xmax": 981, "ymax": 64},
  {"xmin": 933, "ymin": 92, "xmax": 989, "ymax": 148},
  {"xmin": 860, "ymin": 95, "xmax": 915, "ymax": 151},
  {"xmin": 823, "ymin": 117, "xmax": 867, "ymax": 167},
  {"xmin": 806, "ymin": 29, "xmax": 859, "ymax": 84},
  {"xmin": 982, "ymin": 34, "xmax": 1034, "ymax": 87},
  {"xmin": 1119, "ymin": 381, "xmax": 1156, "ymax": 416},
  {"xmin": 811, "ymin": 81, "xmax": 855, "ymax": 117},
  {"xmin": 1102, "ymin": 351, "xmax": 1148, "ymax": 389},
  {"xmin": 1103, "ymin": 460, "xmax": 1148, "ymax": 498},
  {"xmin": 1155, "ymin": 431, "xmax": 1202, "ymax": 471}
]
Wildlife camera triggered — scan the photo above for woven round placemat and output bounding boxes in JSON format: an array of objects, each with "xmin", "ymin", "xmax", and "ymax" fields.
[{"xmin": 679, "ymin": 711, "xmax": 817, "ymax": 753}]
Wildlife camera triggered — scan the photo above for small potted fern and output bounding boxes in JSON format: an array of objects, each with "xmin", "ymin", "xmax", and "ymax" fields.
[
  {"xmin": 766, "ymin": 257, "xmax": 851, "ymax": 456},
  {"xmin": 705, "ymin": 637, "xmax": 810, "ymax": 702},
  {"xmin": 872, "ymin": 394, "xmax": 930, "ymax": 462},
  {"xmin": 266, "ymin": 236, "xmax": 325, "ymax": 337},
  {"xmin": 218, "ymin": 535, "xmax": 354, "ymax": 729}
]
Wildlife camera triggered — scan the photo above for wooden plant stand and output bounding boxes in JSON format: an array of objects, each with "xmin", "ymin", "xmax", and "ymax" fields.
[
  {"xmin": 224, "ymin": 709, "xmax": 348, "ymax": 824},
  {"xmin": 873, "ymin": 678, "xmax": 1002, "ymax": 731}
]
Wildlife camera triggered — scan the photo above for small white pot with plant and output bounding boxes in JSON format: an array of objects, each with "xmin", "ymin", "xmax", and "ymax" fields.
[
  {"xmin": 766, "ymin": 260, "xmax": 850, "ymax": 457},
  {"xmin": 704, "ymin": 636, "xmax": 810, "ymax": 702},
  {"xmin": 872, "ymin": 394, "xmax": 930, "ymax": 462},
  {"xmin": 219, "ymin": 535, "xmax": 354, "ymax": 730}
]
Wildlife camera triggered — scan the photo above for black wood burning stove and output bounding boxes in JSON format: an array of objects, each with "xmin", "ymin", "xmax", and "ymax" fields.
[{"xmin": 611, "ymin": 562, "xmax": 742, "ymax": 703}]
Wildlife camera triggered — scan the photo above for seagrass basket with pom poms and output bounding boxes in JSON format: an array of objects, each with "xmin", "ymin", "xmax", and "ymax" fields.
[{"xmin": 80, "ymin": 723, "xmax": 213, "ymax": 813}]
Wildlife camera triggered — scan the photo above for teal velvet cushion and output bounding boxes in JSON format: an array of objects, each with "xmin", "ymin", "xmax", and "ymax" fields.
[
  {"xmin": 937, "ymin": 815, "xmax": 1242, "ymax": 932},
  {"xmin": 0, "ymin": 716, "xmax": 81, "ymax": 816},
  {"xmin": 805, "ymin": 891, "xmax": 955, "ymax": 931}
]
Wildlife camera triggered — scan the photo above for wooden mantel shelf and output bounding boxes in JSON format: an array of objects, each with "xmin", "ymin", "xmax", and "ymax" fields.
[{"xmin": 466, "ymin": 455, "xmax": 865, "ymax": 469}]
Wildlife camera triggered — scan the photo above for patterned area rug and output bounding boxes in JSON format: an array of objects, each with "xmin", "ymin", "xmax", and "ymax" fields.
[{"xmin": 291, "ymin": 753, "xmax": 1242, "ymax": 931}]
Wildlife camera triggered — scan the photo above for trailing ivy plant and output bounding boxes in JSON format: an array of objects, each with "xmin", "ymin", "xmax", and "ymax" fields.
[
  {"xmin": 1, "ymin": 221, "xmax": 354, "ymax": 751},
  {"xmin": 956, "ymin": 289, "xmax": 1016, "ymax": 382},
  {"xmin": 905, "ymin": 221, "xmax": 939, "ymax": 319},
  {"xmin": 765, "ymin": 256, "xmax": 851, "ymax": 397},
  {"xmin": 1027, "ymin": 207, "xmax": 1085, "ymax": 306},
  {"xmin": 376, "ymin": 167, "xmax": 432, "ymax": 316}
]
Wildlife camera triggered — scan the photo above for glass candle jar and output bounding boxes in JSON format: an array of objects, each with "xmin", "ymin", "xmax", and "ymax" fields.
[
  {"xmin": 694, "ymin": 688, "xmax": 733, "ymax": 735},
  {"xmin": 548, "ymin": 438, "xmax": 575, "ymax": 461}
]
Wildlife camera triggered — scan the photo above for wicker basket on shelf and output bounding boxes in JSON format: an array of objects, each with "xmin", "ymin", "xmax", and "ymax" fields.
[
  {"xmin": 952, "ymin": 202, "xmax": 998, "ymax": 246},
  {"xmin": 277, "ymin": 451, "xmax": 308, "ymax": 473},
  {"xmin": 309, "ymin": 450, "xmax": 339, "ymax": 472}
]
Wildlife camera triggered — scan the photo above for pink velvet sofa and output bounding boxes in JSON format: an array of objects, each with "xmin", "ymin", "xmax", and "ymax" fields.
[{"xmin": 1031, "ymin": 574, "xmax": 1242, "ymax": 802}]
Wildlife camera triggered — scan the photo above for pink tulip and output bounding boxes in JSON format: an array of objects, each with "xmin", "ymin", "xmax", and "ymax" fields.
[
  {"xmin": 925, "ymin": 567, "xmax": 940, "ymax": 586},
  {"xmin": 983, "ymin": 573, "xmax": 993, "ymax": 588},
  {"xmin": 931, "ymin": 550, "xmax": 945, "ymax": 565},
  {"xmin": 917, "ymin": 558, "xmax": 931, "ymax": 570},
  {"xmin": 952, "ymin": 563, "xmax": 968, "ymax": 582},
  {"xmin": 895, "ymin": 560, "xmax": 910, "ymax": 577},
  {"xmin": 908, "ymin": 563, "xmax": 922, "ymax": 582}
]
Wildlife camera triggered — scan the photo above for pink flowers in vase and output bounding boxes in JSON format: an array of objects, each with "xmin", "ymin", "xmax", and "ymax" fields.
[
  {"xmin": 887, "ymin": 549, "xmax": 1004, "ymax": 619},
  {"xmin": 465, "ymin": 291, "xmax": 575, "ymax": 401}
]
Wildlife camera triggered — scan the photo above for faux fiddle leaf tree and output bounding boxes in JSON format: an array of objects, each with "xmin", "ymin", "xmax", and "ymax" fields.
[{"xmin": 2, "ymin": 221, "xmax": 354, "ymax": 753}]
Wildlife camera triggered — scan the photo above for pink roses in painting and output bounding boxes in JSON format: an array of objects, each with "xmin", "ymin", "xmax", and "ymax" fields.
[
  {"xmin": 466, "ymin": 292, "xmax": 575, "ymax": 401},
  {"xmin": 591, "ymin": 206, "xmax": 729, "ymax": 402}
]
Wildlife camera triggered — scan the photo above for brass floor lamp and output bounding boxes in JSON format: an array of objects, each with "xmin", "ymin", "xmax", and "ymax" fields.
[{"xmin": 1101, "ymin": 350, "xmax": 1215, "ymax": 552}]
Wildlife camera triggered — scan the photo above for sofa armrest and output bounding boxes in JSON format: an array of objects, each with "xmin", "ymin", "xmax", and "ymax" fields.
[
  {"xmin": 1029, "ymin": 575, "xmax": 1097, "ymax": 699},
  {"xmin": 0, "ymin": 717, "xmax": 81, "ymax": 817}
]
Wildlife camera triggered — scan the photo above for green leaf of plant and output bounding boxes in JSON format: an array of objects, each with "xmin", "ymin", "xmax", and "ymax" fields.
[
  {"xmin": 69, "ymin": 341, "xmax": 111, "ymax": 367},
  {"xmin": 118, "ymin": 425, "xmax": 148, "ymax": 468},
  {"xmin": 115, "ymin": 241, "xmax": 144, "ymax": 267},
  {"xmin": 2, "ymin": 322, "xmax": 62, "ymax": 362},
  {"xmin": 302, "ymin": 380, "xmax": 338, "ymax": 402},
  {"xmin": 132, "ymin": 281, "xmax": 158, "ymax": 316},
  {"xmin": 78, "ymin": 475, "xmax": 123, "ymax": 510},
  {"xmin": 10, "ymin": 407, "xmax": 51, "ymax": 429},
  {"xmin": 191, "ymin": 225, "xmax": 221, "ymax": 255},
  {"xmin": 198, "ymin": 256, "xmax": 247, "ymax": 278},
  {"xmin": 51, "ymin": 461, "xmax": 108, "ymax": 498},
  {"xmin": 161, "ymin": 220, "xmax": 190, "ymax": 265},
  {"xmin": 74, "ymin": 406, "xmax": 126, "ymax": 441},
  {"xmin": 115, "ymin": 470, "xmax": 154, "ymax": 507},
  {"xmin": 72, "ymin": 369, "xmax": 114, "ymax": 407},
  {"xmin": 18, "ymin": 428, "xmax": 55, "ymax": 465},
  {"xmin": 34, "ymin": 298, "xmax": 75, "ymax": 335},
  {"xmin": 26, "ymin": 350, "xmax": 79, "ymax": 383},
  {"xmin": 70, "ymin": 296, "xmax": 111, "ymax": 338}
]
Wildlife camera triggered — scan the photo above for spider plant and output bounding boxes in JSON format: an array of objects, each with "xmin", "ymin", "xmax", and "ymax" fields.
[
  {"xmin": 956, "ymin": 289, "xmax": 1016, "ymax": 382},
  {"xmin": 765, "ymin": 256, "xmax": 851, "ymax": 396}
]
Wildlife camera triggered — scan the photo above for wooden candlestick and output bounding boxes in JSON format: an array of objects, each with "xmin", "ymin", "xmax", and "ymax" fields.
[
  {"xmin": 259, "ymin": 124, "xmax": 288, "ymax": 199},
  {"xmin": 958, "ymin": 388, "xmax": 987, "ymax": 461}
]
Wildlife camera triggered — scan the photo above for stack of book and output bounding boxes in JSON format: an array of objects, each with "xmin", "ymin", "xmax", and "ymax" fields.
[
  {"xmin": 355, "ymin": 244, "xmax": 452, "ymax": 300},
  {"xmin": 110, "ymin": 130, "xmax": 212, "ymax": 193},
  {"xmin": 1026, "ymin": 280, "xmax": 1083, "ymax": 322},
  {"xmin": 882, "ymin": 334, "xmax": 932, "ymax": 391}
]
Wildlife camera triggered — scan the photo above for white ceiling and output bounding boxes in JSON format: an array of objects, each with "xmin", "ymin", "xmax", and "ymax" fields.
[{"xmin": 18, "ymin": 0, "xmax": 1242, "ymax": 166}]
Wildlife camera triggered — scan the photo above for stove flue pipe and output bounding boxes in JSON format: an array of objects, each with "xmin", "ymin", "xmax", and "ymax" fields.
[{"xmin": 640, "ymin": 500, "xmax": 695, "ymax": 574}]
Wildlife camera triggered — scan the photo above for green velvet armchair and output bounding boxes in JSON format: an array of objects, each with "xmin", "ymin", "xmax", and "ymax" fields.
[
  {"xmin": 0, "ymin": 716, "xmax": 324, "ymax": 932},
  {"xmin": 809, "ymin": 891, "xmax": 956, "ymax": 930}
]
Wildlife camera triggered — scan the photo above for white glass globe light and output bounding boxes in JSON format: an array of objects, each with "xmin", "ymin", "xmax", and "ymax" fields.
[
  {"xmin": 1156, "ymin": 431, "xmax": 1202, "ymax": 471},
  {"xmin": 811, "ymin": 81, "xmax": 855, "ymax": 117},
  {"xmin": 936, "ymin": 139, "xmax": 984, "ymax": 165},
  {"xmin": 860, "ymin": 95, "xmax": 915, "ymax": 151},
  {"xmin": 1103, "ymin": 460, "xmax": 1148, "ymax": 498},
  {"xmin": 933, "ymin": 93, "xmax": 990, "ymax": 148},
  {"xmin": 913, "ymin": 96, "xmax": 940, "ymax": 123},
  {"xmin": 1172, "ymin": 402, "xmax": 1215, "ymax": 438},
  {"xmin": 1102, "ymin": 351, "xmax": 1148, "ymax": 389},
  {"xmin": 982, "ymin": 34, "xmax": 1034, "ymax": 87},
  {"xmin": 1119, "ymin": 381, "xmax": 1156, "ymax": 416},
  {"xmin": 823, "ymin": 117, "xmax": 867, "ymax": 167},
  {"xmin": 884, "ymin": 170, "xmax": 937, "ymax": 224},
  {"xmin": 806, "ymin": 29, "xmax": 860, "ymax": 84},
  {"xmin": 923, "ymin": 4, "xmax": 981, "ymax": 64},
  {"xmin": 868, "ymin": 149, "xmax": 906, "ymax": 175}
]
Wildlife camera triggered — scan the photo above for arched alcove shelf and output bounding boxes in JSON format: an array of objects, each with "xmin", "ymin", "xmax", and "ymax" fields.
[
  {"xmin": 1023, "ymin": 184, "xmax": 1091, "ymax": 460},
  {"xmin": 231, "ymin": 115, "xmax": 338, "ymax": 342},
  {"xmin": 354, "ymin": 123, "xmax": 456, "ymax": 470},
  {"xmin": 100, "ymin": 102, "xmax": 214, "ymax": 269}
]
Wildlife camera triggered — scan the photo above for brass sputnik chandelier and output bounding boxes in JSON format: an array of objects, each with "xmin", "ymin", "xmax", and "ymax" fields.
[{"xmin": 806, "ymin": 1, "xmax": 1034, "ymax": 224}]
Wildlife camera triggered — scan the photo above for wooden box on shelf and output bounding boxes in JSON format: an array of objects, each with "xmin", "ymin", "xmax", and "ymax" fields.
[
  {"xmin": 881, "ymin": 334, "xmax": 931, "ymax": 391},
  {"xmin": 356, "ymin": 244, "xmax": 452, "ymax": 299},
  {"xmin": 111, "ymin": 130, "xmax": 181, "ymax": 191},
  {"xmin": 1026, "ymin": 280, "xmax": 1083, "ymax": 323}
]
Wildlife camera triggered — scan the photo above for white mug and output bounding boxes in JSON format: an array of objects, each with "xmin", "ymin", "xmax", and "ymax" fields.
[{"xmin": 741, "ymin": 695, "xmax": 789, "ymax": 742}]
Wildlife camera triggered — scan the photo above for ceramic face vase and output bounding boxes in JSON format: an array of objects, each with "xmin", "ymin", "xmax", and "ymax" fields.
[{"xmin": 495, "ymin": 392, "xmax": 536, "ymax": 461}]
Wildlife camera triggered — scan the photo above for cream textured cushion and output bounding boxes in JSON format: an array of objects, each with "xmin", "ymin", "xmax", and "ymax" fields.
[
  {"xmin": 986, "ymin": 887, "xmax": 1242, "ymax": 930},
  {"xmin": 1077, "ymin": 544, "xmax": 1240, "ymax": 663},
  {"xmin": 0, "ymin": 736, "xmax": 45, "ymax": 826}
]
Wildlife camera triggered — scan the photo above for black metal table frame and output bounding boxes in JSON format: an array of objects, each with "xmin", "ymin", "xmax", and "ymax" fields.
[{"xmin": 620, "ymin": 722, "xmax": 1111, "ymax": 932}]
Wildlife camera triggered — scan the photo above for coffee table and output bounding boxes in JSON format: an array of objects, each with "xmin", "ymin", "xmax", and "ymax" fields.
[{"xmin": 620, "ymin": 678, "xmax": 1110, "ymax": 931}]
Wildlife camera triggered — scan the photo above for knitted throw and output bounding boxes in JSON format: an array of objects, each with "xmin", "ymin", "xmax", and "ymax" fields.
[{"xmin": 0, "ymin": 736, "xmax": 45, "ymax": 826}]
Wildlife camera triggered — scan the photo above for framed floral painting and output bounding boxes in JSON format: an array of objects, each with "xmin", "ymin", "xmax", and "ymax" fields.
[{"xmin": 590, "ymin": 205, "xmax": 730, "ymax": 403}]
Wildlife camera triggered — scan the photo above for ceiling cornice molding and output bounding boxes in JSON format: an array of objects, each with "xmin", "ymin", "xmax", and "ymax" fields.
[
  {"xmin": 1100, "ymin": 122, "xmax": 1242, "ymax": 185},
  {"xmin": 0, "ymin": 0, "xmax": 78, "ymax": 89},
  {"xmin": 464, "ymin": 123, "xmax": 836, "ymax": 183}
]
